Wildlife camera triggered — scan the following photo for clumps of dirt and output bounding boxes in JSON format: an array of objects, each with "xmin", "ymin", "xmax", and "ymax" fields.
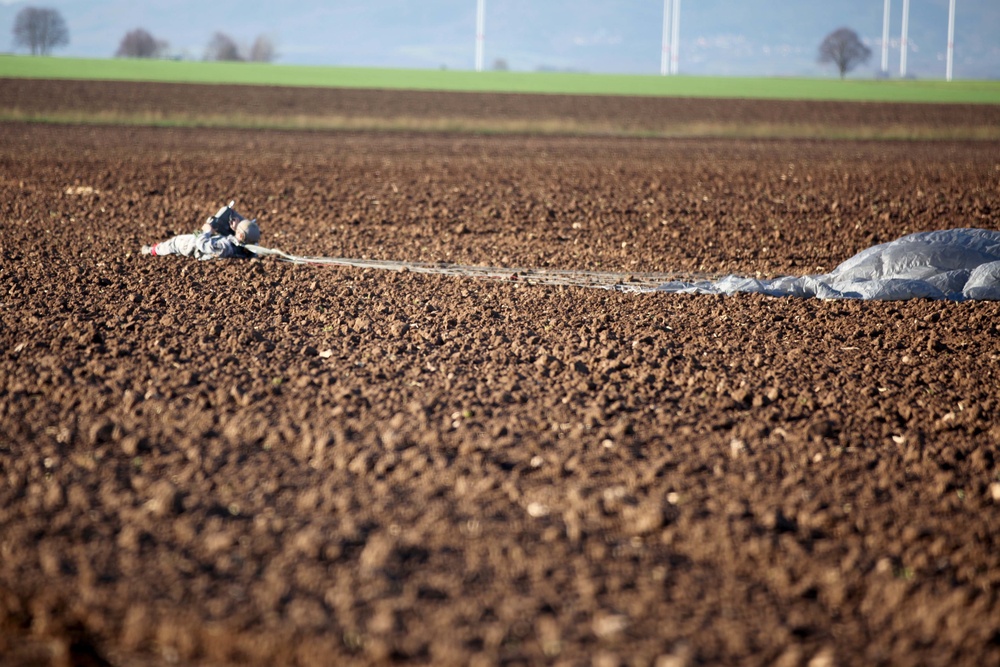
[
  {"xmin": 4, "ymin": 77, "xmax": 999, "ymax": 138},
  {"xmin": 1, "ymin": 120, "xmax": 999, "ymax": 666}
]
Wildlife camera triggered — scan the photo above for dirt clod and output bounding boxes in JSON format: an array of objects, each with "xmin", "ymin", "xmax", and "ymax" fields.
[{"xmin": 1, "ymin": 85, "xmax": 998, "ymax": 666}]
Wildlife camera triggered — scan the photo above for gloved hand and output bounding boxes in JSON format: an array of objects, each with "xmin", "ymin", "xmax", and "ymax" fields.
[{"xmin": 205, "ymin": 201, "xmax": 242, "ymax": 236}]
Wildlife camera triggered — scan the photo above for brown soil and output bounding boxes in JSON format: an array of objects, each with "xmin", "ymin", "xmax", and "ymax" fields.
[
  {"xmin": 4, "ymin": 78, "xmax": 1000, "ymax": 136},
  {"xmin": 1, "ymin": 85, "xmax": 1000, "ymax": 666}
]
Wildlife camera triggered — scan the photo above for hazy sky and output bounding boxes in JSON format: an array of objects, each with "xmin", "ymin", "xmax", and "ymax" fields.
[{"xmin": 2, "ymin": 0, "xmax": 998, "ymax": 79}]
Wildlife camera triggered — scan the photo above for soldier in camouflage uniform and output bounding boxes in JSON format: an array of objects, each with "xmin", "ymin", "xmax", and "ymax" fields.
[{"xmin": 142, "ymin": 201, "xmax": 260, "ymax": 260}]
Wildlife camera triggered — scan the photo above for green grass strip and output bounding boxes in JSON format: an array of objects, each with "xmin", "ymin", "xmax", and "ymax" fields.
[{"xmin": 2, "ymin": 55, "xmax": 999, "ymax": 104}]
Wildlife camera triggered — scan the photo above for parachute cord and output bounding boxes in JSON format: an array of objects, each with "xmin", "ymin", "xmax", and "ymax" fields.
[{"xmin": 243, "ymin": 244, "xmax": 724, "ymax": 292}]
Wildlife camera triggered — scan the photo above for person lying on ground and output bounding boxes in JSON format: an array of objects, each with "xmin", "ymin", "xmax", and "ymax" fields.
[{"xmin": 141, "ymin": 202, "xmax": 261, "ymax": 260}]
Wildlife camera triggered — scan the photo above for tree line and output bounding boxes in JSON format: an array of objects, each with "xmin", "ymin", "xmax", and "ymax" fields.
[
  {"xmin": 116, "ymin": 28, "xmax": 276, "ymax": 63},
  {"xmin": 13, "ymin": 5, "xmax": 874, "ymax": 77},
  {"xmin": 11, "ymin": 6, "xmax": 276, "ymax": 62}
]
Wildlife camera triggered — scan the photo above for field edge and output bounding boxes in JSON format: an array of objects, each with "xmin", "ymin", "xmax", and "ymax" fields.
[{"xmin": 2, "ymin": 55, "xmax": 1000, "ymax": 105}]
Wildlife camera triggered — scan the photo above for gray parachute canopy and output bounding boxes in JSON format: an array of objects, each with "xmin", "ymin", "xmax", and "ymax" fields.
[{"xmin": 656, "ymin": 228, "xmax": 1000, "ymax": 301}]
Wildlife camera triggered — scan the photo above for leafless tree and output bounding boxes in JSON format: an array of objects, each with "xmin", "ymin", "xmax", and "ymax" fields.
[
  {"xmin": 13, "ymin": 6, "xmax": 69, "ymax": 56},
  {"xmin": 115, "ymin": 28, "xmax": 168, "ymax": 58},
  {"xmin": 492, "ymin": 58, "xmax": 509, "ymax": 71},
  {"xmin": 818, "ymin": 27, "xmax": 872, "ymax": 79},
  {"xmin": 205, "ymin": 32, "xmax": 243, "ymax": 61},
  {"xmin": 249, "ymin": 35, "xmax": 276, "ymax": 63}
]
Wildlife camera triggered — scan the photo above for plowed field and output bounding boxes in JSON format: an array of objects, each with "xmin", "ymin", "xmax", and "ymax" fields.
[
  {"xmin": 5, "ymin": 78, "xmax": 1000, "ymax": 138},
  {"xmin": 2, "ymin": 82, "xmax": 1000, "ymax": 666}
]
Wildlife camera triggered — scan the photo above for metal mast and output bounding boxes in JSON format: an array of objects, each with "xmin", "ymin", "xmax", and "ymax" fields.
[
  {"xmin": 670, "ymin": 0, "xmax": 681, "ymax": 75},
  {"xmin": 881, "ymin": 0, "xmax": 891, "ymax": 74},
  {"xmin": 475, "ymin": 0, "xmax": 485, "ymax": 72},
  {"xmin": 661, "ymin": 0, "xmax": 672, "ymax": 76},
  {"xmin": 946, "ymin": 0, "xmax": 956, "ymax": 81},
  {"xmin": 899, "ymin": 0, "xmax": 910, "ymax": 77}
]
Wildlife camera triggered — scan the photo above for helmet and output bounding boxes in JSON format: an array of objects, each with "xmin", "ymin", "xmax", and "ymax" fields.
[{"xmin": 235, "ymin": 219, "xmax": 260, "ymax": 244}]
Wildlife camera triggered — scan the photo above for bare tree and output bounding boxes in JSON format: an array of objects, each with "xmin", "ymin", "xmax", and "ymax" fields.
[
  {"xmin": 205, "ymin": 32, "xmax": 243, "ymax": 61},
  {"xmin": 492, "ymin": 58, "xmax": 509, "ymax": 71},
  {"xmin": 115, "ymin": 28, "xmax": 168, "ymax": 58},
  {"xmin": 818, "ymin": 27, "xmax": 872, "ymax": 79},
  {"xmin": 13, "ymin": 6, "xmax": 69, "ymax": 56},
  {"xmin": 249, "ymin": 35, "xmax": 276, "ymax": 63}
]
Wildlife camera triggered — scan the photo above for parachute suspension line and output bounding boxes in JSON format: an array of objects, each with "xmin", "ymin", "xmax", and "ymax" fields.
[{"xmin": 243, "ymin": 244, "xmax": 725, "ymax": 293}]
